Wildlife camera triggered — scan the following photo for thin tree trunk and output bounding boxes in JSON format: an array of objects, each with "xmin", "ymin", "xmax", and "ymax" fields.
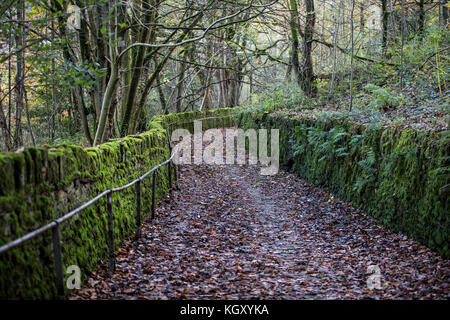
[
  {"xmin": 350, "ymin": 0, "xmax": 355, "ymax": 111},
  {"xmin": 301, "ymin": 0, "xmax": 316, "ymax": 97},
  {"xmin": 93, "ymin": 0, "xmax": 119, "ymax": 145},
  {"xmin": 120, "ymin": 0, "xmax": 157, "ymax": 135},
  {"xmin": 0, "ymin": 104, "xmax": 12, "ymax": 150},
  {"xmin": 94, "ymin": 64, "xmax": 118, "ymax": 145},
  {"xmin": 8, "ymin": 21, "xmax": 12, "ymax": 138},
  {"xmin": 381, "ymin": 0, "xmax": 389, "ymax": 54},
  {"xmin": 442, "ymin": 0, "xmax": 448, "ymax": 26},
  {"xmin": 285, "ymin": 50, "xmax": 293, "ymax": 81},
  {"xmin": 330, "ymin": 1, "xmax": 339, "ymax": 91},
  {"xmin": 51, "ymin": 24, "xmax": 56, "ymax": 139},
  {"xmin": 51, "ymin": 0, "xmax": 93, "ymax": 145},
  {"xmin": 199, "ymin": 53, "xmax": 214, "ymax": 111},
  {"xmin": 288, "ymin": 0, "xmax": 301, "ymax": 86},
  {"xmin": 95, "ymin": 1, "xmax": 107, "ymax": 122},
  {"xmin": 360, "ymin": 3, "xmax": 365, "ymax": 30},
  {"xmin": 388, "ymin": 0, "xmax": 397, "ymax": 39},
  {"xmin": 418, "ymin": 0, "xmax": 425, "ymax": 36},
  {"xmin": 13, "ymin": 0, "xmax": 25, "ymax": 148},
  {"xmin": 24, "ymin": 90, "xmax": 36, "ymax": 146},
  {"xmin": 156, "ymin": 72, "xmax": 168, "ymax": 114},
  {"xmin": 176, "ymin": 50, "xmax": 188, "ymax": 113},
  {"xmin": 400, "ymin": 0, "xmax": 406, "ymax": 89},
  {"xmin": 44, "ymin": 11, "xmax": 51, "ymax": 140}
]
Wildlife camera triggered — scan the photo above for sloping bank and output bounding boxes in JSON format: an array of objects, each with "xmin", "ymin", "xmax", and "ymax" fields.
[
  {"xmin": 0, "ymin": 108, "xmax": 236, "ymax": 299},
  {"xmin": 237, "ymin": 109, "xmax": 449, "ymax": 259}
]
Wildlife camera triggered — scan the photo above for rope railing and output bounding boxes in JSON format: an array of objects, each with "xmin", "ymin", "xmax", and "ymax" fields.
[{"xmin": 0, "ymin": 114, "xmax": 234, "ymax": 299}]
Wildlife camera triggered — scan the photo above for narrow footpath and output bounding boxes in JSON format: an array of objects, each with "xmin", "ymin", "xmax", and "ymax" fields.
[{"xmin": 70, "ymin": 129, "xmax": 449, "ymax": 300}]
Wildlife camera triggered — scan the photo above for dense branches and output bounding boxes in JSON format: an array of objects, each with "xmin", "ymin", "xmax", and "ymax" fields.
[{"xmin": 0, "ymin": 0, "xmax": 447, "ymax": 150}]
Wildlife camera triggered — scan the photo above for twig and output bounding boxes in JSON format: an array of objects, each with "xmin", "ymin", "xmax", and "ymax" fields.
[{"xmin": 417, "ymin": 46, "xmax": 450, "ymax": 70}]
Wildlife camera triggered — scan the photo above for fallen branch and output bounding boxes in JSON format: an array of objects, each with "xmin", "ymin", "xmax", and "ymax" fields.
[
  {"xmin": 418, "ymin": 46, "xmax": 450, "ymax": 70},
  {"xmin": 313, "ymin": 39, "xmax": 399, "ymax": 67}
]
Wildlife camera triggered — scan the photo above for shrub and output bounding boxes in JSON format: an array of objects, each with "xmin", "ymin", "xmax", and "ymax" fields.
[{"xmin": 363, "ymin": 83, "xmax": 404, "ymax": 111}]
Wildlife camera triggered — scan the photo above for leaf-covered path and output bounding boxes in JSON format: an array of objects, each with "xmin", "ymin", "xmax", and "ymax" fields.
[{"xmin": 70, "ymin": 130, "xmax": 449, "ymax": 300}]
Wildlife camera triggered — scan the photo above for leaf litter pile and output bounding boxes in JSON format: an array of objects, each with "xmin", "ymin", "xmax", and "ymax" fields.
[{"xmin": 70, "ymin": 128, "xmax": 449, "ymax": 300}]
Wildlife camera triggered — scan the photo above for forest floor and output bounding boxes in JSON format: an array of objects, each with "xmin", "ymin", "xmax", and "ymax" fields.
[
  {"xmin": 270, "ymin": 84, "xmax": 449, "ymax": 131},
  {"xmin": 70, "ymin": 129, "xmax": 449, "ymax": 300},
  {"xmin": 254, "ymin": 65, "xmax": 449, "ymax": 131},
  {"xmin": 274, "ymin": 99, "xmax": 449, "ymax": 131}
]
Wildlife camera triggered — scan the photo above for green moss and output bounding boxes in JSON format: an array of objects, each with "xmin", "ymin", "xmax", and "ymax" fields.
[
  {"xmin": 0, "ymin": 107, "xmax": 237, "ymax": 299},
  {"xmin": 0, "ymin": 154, "xmax": 15, "ymax": 196},
  {"xmin": 239, "ymin": 110, "xmax": 449, "ymax": 259}
]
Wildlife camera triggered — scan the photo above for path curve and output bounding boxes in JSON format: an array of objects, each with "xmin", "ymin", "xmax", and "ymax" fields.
[{"xmin": 70, "ymin": 129, "xmax": 449, "ymax": 300}]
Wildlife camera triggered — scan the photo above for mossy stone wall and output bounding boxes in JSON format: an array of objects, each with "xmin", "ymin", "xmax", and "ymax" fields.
[
  {"xmin": 2, "ymin": 105, "xmax": 446, "ymax": 299},
  {"xmin": 238, "ymin": 109, "xmax": 449, "ymax": 259},
  {"xmin": 0, "ymin": 108, "xmax": 236, "ymax": 299}
]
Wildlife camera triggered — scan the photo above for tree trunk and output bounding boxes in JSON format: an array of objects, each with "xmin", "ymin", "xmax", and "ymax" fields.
[
  {"xmin": 330, "ymin": 1, "xmax": 339, "ymax": 91},
  {"xmin": 199, "ymin": 51, "xmax": 214, "ymax": 111},
  {"xmin": 120, "ymin": 0, "xmax": 157, "ymax": 135},
  {"xmin": 94, "ymin": 61, "xmax": 119, "ymax": 145},
  {"xmin": 13, "ymin": 0, "xmax": 25, "ymax": 148},
  {"xmin": 443, "ymin": 0, "xmax": 448, "ymax": 26},
  {"xmin": 51, "ymin": 0, "xmax": 94, "ymax": 145},
  {"xmin": 350, "ymin": 0, "xmax": 355, "ymax": 111},
  {"xmin": 288, "ymin": 0, "xmax": 301, "ymax": 85},
  {"xmin": 388, "ymin": 0, "xmax": 397, "ymax": 39},
  {"xmin": 93, "ymin": 0, "xmax": 119, "ymax": 145},
  {"xmin": 300, "ymin": 0, "xmax": 317, "ymax": 97},
  {"xmin": 24, "ymin": 90, "xmax": 36, "ymax": 146},
  {"xmin": 156, "ymin": 71, "xmax": 168, "ymax": 114},
  {"xmin": 176, "ymin": 50, "xmax": 188, "ymax": 113},
  {"xmin": 400, "ymin": 0, "xmax": 406, "ymax": 89},
  {"xmin": 0, "ymin": 105, "xmax": 12, "ymax": 150},
  {"xmin": 418, "ymin": 0, "xmax": 425, "ymax": 36},
  {"xmin": 381, "ymin": 0, "xmax": 389, "ymax": 53},
  {"xmin": 360, "ymin": 3, "xmax": 365, "ymax": 30}
]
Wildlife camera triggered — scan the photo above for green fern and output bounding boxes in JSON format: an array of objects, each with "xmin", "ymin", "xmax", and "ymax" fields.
[
  {"xmin": 363, "ymin": 83, "xmax": 403, "ymax": 111},
  {"xmin": 354, "ymin": 147, "xmax": 377, "ymax": 192},
  {"xmin": 349, "ymin": 134, "xmax": 366, "ymax": 155}
]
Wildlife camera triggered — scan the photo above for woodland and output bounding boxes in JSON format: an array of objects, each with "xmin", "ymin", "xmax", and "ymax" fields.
[
  {"xmin": 0, "ymin": 0, "xmax": 448, "ymax": 151},
  {"xmin": 0, "ymin": 0, "xmax": 449, "ymax": 301}
]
